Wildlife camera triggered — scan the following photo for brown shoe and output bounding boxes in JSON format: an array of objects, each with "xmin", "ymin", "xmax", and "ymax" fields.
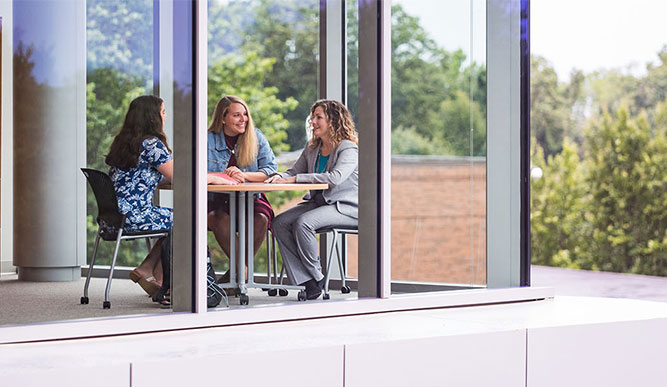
[{"xmin": 129, "ymin": 269, "xmax": 161, "ymax": 297}]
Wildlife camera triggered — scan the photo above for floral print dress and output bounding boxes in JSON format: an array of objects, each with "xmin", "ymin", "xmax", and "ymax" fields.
[{"xmin": 109, "ymin": 137, "xmax": 173, "ymax": 232}]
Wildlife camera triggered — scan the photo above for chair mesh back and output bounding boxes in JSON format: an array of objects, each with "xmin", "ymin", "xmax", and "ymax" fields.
[{"xmin": 81, "ymin": 168, "xmax": 125, "ymax": 237}]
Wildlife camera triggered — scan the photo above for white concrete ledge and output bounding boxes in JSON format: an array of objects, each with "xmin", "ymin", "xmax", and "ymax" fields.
[
  {"xmin": 0, "ymin": 286, "xmax": 553, "ymax": 344},
  {"xmin": 1, "ymin": 296, "xmax": 666, "ymax": 387}
]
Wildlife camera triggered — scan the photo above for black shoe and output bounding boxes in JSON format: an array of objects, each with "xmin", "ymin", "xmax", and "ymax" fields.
[
  {"xmin": 303, "ymin": 279, "xmax": 322, "ymax": 300},
  {"xmin": 152, "ymin": 285, "xmax": 171, "ymax": 306}
]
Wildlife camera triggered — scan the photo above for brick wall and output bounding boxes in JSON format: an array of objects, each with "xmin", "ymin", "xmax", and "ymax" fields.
[{"xmin": 275, "ymin": 157, "xmax": 487, "ymax": 286}]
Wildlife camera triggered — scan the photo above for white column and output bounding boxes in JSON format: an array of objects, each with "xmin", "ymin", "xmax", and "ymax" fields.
[{"xmin": 12, "ymin": 1, "xmax": 86, "ymax": 281}]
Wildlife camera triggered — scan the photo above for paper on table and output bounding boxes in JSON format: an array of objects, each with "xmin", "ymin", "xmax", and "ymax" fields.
[{"xmin": 208, "ymin": 172, "xmax": 238, "ymax": 183}]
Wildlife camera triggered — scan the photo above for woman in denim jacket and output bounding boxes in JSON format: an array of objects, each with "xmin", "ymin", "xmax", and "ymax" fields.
[{"xmin": 207, "ymin": 96, "xmax": 277, "ymax": 282}]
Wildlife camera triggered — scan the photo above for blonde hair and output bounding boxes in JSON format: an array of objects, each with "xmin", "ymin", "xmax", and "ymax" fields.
[
  {"xmin": 208, "ymin": 95, "xmax": 258, "ymax": 167},
  {"xmin": 307, "ymin": 100, "xmax": 358, "ymax": 149}
]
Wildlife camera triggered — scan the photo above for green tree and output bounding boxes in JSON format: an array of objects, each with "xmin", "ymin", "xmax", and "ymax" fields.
[
  {"xmin": 210, "ymin": 0, "xmax": 319, "ymax": 150},
  {"xmin": 391, "ymin": 4, "xmax": 486, "ymax": 156},
  {"xmin": 634, "ymin": 46, "xmax": 667, "ymax": 125},
  {"xmin": 207, "ymin": 1, "xmax": 254, "ymax": 60},
  {"xmin": 427, "ymin": 90, "xmax": 487, "ymax": 156},
  {"xmin": 346, "ymin": 0, "xmax": 359, "ymax": 123},
  {"xmin": 391, "ymin": 127, "xmax": 452, "ymax": 156},
  {"xmin": 86, "ymin": 69, "xmax": 148, "ymax": 266},
  {"xmin": 584, "ymin": 106, "xmax": 666, "ymax": 275},
  {"xmin": 86, "ymin": 0, "xmax": 153, "ymax": 80},
  {"xmin": 530, "ymin": 138, "xmax": 588, "ymax": 268},
  {"xmin": 530, "ymin": 55, "xmax": 571, "ymax": 158},
  {"xmin": 208, "ymin": 51, "xmax": 297, "ymax": 155},
  {"xmin": 587, "ymin": 69, "xmax": 639, "ymax": 117}
]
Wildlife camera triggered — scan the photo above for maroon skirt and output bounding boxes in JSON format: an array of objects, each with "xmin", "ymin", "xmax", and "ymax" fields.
[{"xmin": 207, "ymin": 192, "xmax": 274, "ymax": 229}]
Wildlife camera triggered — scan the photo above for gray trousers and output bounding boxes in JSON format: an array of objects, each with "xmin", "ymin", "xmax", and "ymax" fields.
[{"xmin": 273, "ymin": 202, "xmax": 357, "ymax": 285}]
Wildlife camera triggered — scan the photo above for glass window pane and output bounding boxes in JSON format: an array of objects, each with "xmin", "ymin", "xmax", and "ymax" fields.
[
  {"xmin": 390, "ymin": 0, "xmax": 487, "ymax": 293},
  {"xmin": 86, "ymin": 0, "xmax": 155, "ymax": 272},
  {"xmin": 2, "ymin": 0, "xmax": 193, "ymax": 326},
  {"xmin": 207, "ymin": 0, "xmax": 334, "ymax": 308}
]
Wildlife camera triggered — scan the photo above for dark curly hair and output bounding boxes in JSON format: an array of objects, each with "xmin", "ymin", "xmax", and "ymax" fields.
[
  {"xmin": 105, "ymin": 95, "xmax": 171, "ymax": 169},
  {"xmin": 307, "ymin": 99, "xmax": 358, "ymax": 149}
]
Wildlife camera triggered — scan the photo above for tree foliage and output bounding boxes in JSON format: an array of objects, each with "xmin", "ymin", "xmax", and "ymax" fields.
[
  {"xmin": 209, "ymin": 0, "xmax": 318, "ymax": 150},
  {"xmin": 530, "ymin": 139, "xmax": 588, "ymax": 269},
  {"xmin": 583, "ymin": 106, "xmax": 666, "ymax": 275},
  {"xmin": 532, "ymin": 97, "xmax": 666, "ymax": 275},
  {"xmin": 85, "ymin": 69, "xmax": 148, "ymax": 266},
  {"xmin": 208, "ymin": 51, "xmax": 296, "ymax": 154},
  {"xmin": 390, "ymin": 4, "xmax": 487, "ymax": 157},
  {"xmin": 530, "ymin": 56, "xmax": 589, "ymax": 158},
  {"xmin": 86, "ymin": 0, "xmax": 153, "ymax": 81}
]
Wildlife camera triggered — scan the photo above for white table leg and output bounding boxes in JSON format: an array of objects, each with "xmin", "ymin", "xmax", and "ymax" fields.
[
  {"xmin": 229, "ymin": 192, "xmax": 237, "ymax": 289},
  {"xmin": 247, "ymin": 192, "xmax": 255, "ymax": 286},
  {"xmin": 237, "ymin": 192, "xmax": 248, "ymax": 303}
]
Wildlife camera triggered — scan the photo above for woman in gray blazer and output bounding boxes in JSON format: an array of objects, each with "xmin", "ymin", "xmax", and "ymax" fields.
[{"xmin": 266, "ymin": 100, "xmax": 358, "ymax": 300}]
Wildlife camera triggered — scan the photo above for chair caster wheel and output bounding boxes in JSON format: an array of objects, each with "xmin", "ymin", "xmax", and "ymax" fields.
[
  {"xmin": 278, "ymin": 289, "xmax": 288, "ymax": 297},
  {"xmin": 341, "ymin": 285, "xmax": 351, "ymax": 294},
  {"xmin": 323, "ymin": 293, "xmax": 330, "ymax": 300},
  {"xmin": 240, "ymin": 294, "xmax": 249, "ymax": 305},
  {"xmin": 234, "ymin": 289, "xmax": 241, "ymax": 297},
  {"xmin": 81, "ymin": 296, "xmax": 89, "ymax": 304},
  {"xmin": 268, "ymin": 289, "xmax": 277, "ymax": 296},
  {"xmin": 297, "ymin": 290, "xmax": 307, "ymax": 301},
  {"xmin": 103, "ymin": 301, "xmax": 111, "ymax": 309}
]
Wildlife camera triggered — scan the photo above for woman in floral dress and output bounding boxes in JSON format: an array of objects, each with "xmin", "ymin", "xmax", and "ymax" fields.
[{"xmin": 105, "ymin": 95, "xmax": 232, "ymax": 305}]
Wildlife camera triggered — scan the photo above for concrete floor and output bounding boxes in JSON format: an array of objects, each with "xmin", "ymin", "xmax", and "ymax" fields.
[
  {"xmin": 531, "ymin": 265, "xmax": 667, "ymax": 302},
  {"xmin": 0, "ymin": 273, "xmax": 353, "ymax": 326}
]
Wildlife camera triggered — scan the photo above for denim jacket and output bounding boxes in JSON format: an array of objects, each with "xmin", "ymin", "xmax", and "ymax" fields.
[{"xmin": 207, "ymin": 128, "xmax": 277, "ymax": 176}]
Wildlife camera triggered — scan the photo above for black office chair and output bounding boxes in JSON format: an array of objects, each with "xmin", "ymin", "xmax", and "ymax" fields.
[{"xmin": 81, "ymin": 168, "xmax": 169, "ymax": 309}]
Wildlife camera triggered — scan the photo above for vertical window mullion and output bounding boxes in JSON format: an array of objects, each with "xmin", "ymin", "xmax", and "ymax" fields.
[{"xmin": 357, "ymin": 0, "xmax": 390, "ymax": 298}]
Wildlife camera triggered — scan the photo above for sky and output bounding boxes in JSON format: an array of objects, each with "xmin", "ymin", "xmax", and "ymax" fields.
[
  {"xmin": 396, "ymin": 0, "xmax": 667, "ymax": 82},
  {"xmin": 531, "ymin": 0, "xmax": 667, "ymax": 81},
  {"xmin": 396, "ymin": 0, "xmax": 487, "ymax": 65}
]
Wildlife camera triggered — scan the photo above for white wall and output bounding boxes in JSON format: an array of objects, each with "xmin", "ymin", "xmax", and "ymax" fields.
[
  {"xmin": 345, "ymin": 330, "xmax": 526, "ymax": 387},
  {"xmin": 3, "ymin": 312, "xmax": 666, "ymax": 387},
  {"xmin": 527, "ymin": 318, "xmax": 667, "ymax": 387}
]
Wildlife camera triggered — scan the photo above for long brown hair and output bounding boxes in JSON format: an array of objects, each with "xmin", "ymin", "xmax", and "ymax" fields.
[
  {"xmin": 307, "ymin": 100, "xmax": 358, "ymax": 149},
  {"xmin": 105, "ymin": 95, "xmax": 170, "ymax": 169},
  {"xmin": 208, "ymin": 95, "xmax": 258, "ymax": 167}
]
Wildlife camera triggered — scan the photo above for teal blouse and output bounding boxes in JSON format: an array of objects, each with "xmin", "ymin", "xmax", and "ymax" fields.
[{"xmin": 315, "ymin": 152, "xmax": 330, "ymax": 173}]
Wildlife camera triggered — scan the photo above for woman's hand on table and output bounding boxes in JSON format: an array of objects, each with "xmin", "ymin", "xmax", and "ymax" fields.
[
  {"xmin": 207, "ymin": 174, "xmax": 238, "ymax": 185},
  {"xmin": 224, "ymin": 166, "xmax": 246, "ymax": 183},
  {"xmin": 265, "ymin": 175, "xmax": 296, "ymax": 184}
]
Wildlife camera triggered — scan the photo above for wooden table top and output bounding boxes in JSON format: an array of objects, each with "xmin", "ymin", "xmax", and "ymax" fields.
[{"xmin": 206, "ymin": 182, "xmax": 327, "ymax": 192}]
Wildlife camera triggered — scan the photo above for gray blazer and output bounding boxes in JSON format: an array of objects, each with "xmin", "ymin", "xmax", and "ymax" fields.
[{"xmin": 280, "ymin": 140, "xmax": 358, "ymax": 218}]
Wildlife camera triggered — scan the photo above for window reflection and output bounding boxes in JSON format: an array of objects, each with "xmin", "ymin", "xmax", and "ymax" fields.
[
  {"xmin": 390, "ymin": 0, "xmax": 487, "ymax": 291},
  {"xmin": 86, "ymin": 0, "xmax": 155, "ymax": 268},
  {"xmin": 207, "ymin": 0, "xmax": 323, "ymax": 304}
]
